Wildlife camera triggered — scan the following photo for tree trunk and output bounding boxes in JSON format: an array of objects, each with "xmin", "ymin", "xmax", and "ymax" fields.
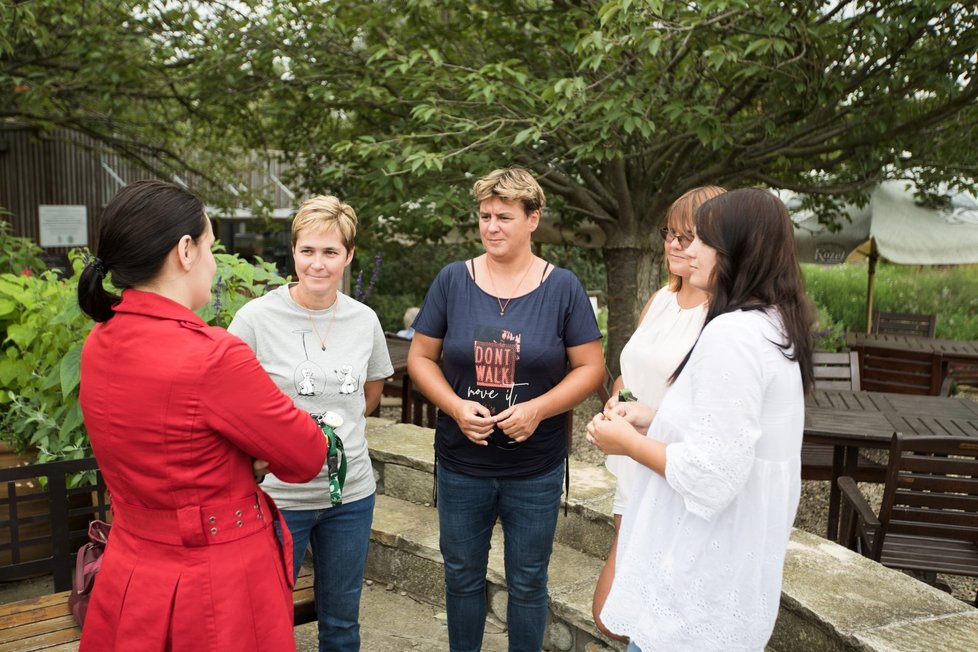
[{"xmin": 602, "ymin": 244, "xmax": 662, "ymax": 378}]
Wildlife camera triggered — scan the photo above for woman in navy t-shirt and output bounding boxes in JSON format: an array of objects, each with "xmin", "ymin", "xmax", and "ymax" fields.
[{"xmin": 408, "ymin": 167, "xmax": 604, "ymax": 652}]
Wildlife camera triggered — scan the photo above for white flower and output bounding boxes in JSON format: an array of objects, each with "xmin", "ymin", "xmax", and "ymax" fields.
[{"xmin": 321, "ymin": 411, "xmax": 344, "ymax": 429}]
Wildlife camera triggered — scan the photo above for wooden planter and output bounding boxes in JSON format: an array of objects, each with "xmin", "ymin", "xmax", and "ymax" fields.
[{"xmin": 1, "ymin": 445, "xmax": 104, "ymax": 576}]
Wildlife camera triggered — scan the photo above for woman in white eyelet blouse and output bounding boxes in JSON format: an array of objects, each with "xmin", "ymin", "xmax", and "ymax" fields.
[{"xmin": 587, "ymin": 188, "xmax": 814, "ymax": 652}]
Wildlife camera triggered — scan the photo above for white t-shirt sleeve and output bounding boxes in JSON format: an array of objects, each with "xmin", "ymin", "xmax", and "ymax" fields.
[{"xmin": 226, "ymin": 302, "xmax": 257, "ymax": 349}]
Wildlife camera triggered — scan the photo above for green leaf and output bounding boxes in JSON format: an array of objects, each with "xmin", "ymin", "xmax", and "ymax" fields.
[
  {"xmin": 60, "ymin": 345, "xmax": 82, "ymax": 396},
  {"xmin": 513, "ymin": 127, "xmax": 538, "ymax": 145},
  {"xmin": 7, "ymin": 323, "xmax": 34, "ymax": 349}
]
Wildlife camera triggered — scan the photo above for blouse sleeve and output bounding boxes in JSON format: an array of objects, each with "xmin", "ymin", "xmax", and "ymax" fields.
[
  {"xmin": 200, "ymin": 335, "xmax": 327, "ymax": 482},
  {"xmin": 663, "ymin": 315, "xmax": 766, "ymax": 521},
  {"xmin": 226, "ymin": 303, "xmax": 256, "ymax": 348}
]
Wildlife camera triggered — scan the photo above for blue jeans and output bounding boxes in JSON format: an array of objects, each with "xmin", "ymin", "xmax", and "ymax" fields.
[
  {"xmin": 627, "ymin": 642, "xmax": 642, "ymax": 652},
  {"xmin": 281, "ymin": 494, "xmax": 375, "ymax": 652},
  {"xmin": 437, "ymin": 462, "xmax": 565, "ymax": 652}
]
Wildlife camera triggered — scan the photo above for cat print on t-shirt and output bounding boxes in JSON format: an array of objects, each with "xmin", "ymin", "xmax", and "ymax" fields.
[{"xmin": 290, "ymin": 329, "xmax": 361, "ymax": 399}]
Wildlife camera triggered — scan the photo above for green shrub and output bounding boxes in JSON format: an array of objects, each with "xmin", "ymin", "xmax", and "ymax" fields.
[
  {"xmin": 198, "ymin": 248, "xmax": 288, "ymax": 328},
  {"xmin": 0, "ymin": 252, "xmax": 92, "ymax": 480},
  {"xmin": 811, "ymin": 300, "xmax": 848, "ymax": 351},
  {"xmin": 803, "ymin": 262, "xmax": 978, "ymax": 340},
  {"xmin": 0, "ymin": 248, "xmax": 287, "ymax": 482},
  {"xmin": 0, "ymin": 214, "xmax": 46, "ymax": 276}
]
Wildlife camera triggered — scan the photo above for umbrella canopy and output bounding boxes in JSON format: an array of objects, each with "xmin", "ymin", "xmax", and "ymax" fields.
[{"xmin": 788, "ymin": 180, "xmax": 978, "ymax": 331}]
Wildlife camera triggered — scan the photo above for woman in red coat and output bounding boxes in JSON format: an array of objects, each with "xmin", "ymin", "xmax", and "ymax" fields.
[{"xmin": 76, "ymin": 180, "xmax": 328, "ymax": 652}]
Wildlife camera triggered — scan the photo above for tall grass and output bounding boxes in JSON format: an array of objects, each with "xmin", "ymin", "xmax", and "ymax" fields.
[{"xmin": 803, "ymin": 262, "xmax": 978, "ymax": 342}]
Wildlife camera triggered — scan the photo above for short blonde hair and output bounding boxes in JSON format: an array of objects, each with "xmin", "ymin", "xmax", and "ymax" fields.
[
  {"xmin": 472, "ymin": 167, "xmax": 546, "ymax": 214},
  {"xmin": 291, "ymin": 195, "xmax": 358, "ymax": 250},
  {"xmin": 666, "ymin": 186, "xmax": 726, "ymax": 292}
]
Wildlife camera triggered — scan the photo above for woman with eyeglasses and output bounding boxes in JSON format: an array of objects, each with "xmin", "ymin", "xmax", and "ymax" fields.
[
  {"xmin": 588, "ymin": 188, "xmax": 814, "ymax": 651},
  {"xmin": 407, "ymin": 167, "xmax": 604, "ymax": 652},
  {"xmin": 591, "ymin": 186, "xmax": 724, "ymax": 642}
]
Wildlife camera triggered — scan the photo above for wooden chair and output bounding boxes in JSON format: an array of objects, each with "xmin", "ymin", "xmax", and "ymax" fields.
[
  {"xmin": 811, "ymin": 351, "xmax": 861, "ymax": 390},
  {"xmin": 838, "ymin": 433, "xmax": 978, "ymax": 605},
  {"xmin": 872, "ymin": 311, "xmax": 937, "ymax": 338},
  {"xmin": 947, "ymin": 362, "xmax": 978, "ymax": 391},
  {"xmin": 858, "ymin": 346, "xmax": 948, "ymax": 396},
  {"xmin": 802, "ymin": 351, "xmax": 885, "ymax": 483}
]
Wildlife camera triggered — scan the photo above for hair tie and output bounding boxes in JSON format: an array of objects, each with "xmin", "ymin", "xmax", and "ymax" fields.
[{"xmin": 83, "ymin": 253, "xmax": 107, "ymax": 278}]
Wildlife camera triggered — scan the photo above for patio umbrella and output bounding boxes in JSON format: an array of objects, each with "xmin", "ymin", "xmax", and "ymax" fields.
[{"xmin": 788, "ymin": 180, "xmax": 978, "ymax": 332}]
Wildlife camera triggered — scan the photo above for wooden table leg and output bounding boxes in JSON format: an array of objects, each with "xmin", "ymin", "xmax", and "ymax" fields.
[
  {"xmin": 826, "ymin": 444, "xmax": 845, "ymax": 541},
  {"xmin": 826, "ymin": 445, "xmax": 860, "ymax": 542},
  {"xmin": 401, "ymin": 375, "xmax": 412, "ymax": 425}
]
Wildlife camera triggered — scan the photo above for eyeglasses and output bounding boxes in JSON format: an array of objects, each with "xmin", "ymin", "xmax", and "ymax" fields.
[
  {"xmin": 659, "ymin": 228, "xmax": 693, "ymax": 250},
  {"xmin": 488, "ymin": 427, "xmax": 522, "ymax": 450}
]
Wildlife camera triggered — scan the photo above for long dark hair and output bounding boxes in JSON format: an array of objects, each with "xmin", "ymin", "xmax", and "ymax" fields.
[
  {"xmin": 77, "ymin": 180, "xmax": 207, "ymax": 322},
  {"xmin": 671, "ymin": 188, "xmax": 815, "ymax": 393}
]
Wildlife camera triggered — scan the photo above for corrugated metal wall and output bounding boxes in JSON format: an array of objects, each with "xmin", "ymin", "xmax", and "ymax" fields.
[
  {"xmin": 0, "ymin": 127, "xmax": 147, "ymax": 255},
  {"xmin": 0, "ymin": 126, "xmax": 298, "ymax": 257}
]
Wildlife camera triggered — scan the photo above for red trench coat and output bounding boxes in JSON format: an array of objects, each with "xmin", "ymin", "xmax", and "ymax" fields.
[{"xmin": 78, "ymin": 290, "xmax": 327, "ymax": 652}]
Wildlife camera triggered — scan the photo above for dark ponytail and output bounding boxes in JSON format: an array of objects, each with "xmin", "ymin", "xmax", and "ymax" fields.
[
  {"xmin": 77, "ymin": 255, "xmax": 116, "ymax": 323},
  {"xmin": 77, "ymin": 180, "xmax": 206, "ymax": 322}
]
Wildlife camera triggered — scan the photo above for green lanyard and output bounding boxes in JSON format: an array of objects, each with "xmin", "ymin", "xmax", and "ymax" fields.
[{"xmin": 314, "ymin": 412, "xmax": 347, "ymax": 505}]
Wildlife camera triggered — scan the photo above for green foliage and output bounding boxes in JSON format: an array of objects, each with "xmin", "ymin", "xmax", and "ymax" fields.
[
  {"xmin": 181, "ymin": 0, "xmax": 978, "ymax": 370},
  {"xmin": 811, "ymin": 300, "xmax": 848, "ymax": 352},
  {"xmin": 198, "ymin": 248, "xmax": 289, "ymax": 328},
  {"xmin": 803, "ymin": 263, "xmax": 978, "ymax": 340},
  {"xmin": 8, "ymin": 0, "xmax": 978, "ymax": 370},
  {"xmin": 0, "ymin": 247, "xmax": 285, "ymax": 482},
  {"xmin": 0, "ymin": 252, "xmax": 93, "ymax": 481},
  {"xmin": 1, "ymin": 1, "xmax": 259, "ymax": 202},
  {"xmin": 0, "ymin": 217, "xmax": 46, "ymax": 275}
]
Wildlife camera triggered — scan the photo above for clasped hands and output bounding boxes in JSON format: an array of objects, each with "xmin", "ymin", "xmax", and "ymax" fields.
[
  {"xmin": 586, "ymin": 395, "xmax": 656, "ymax": 456},
  {"xmin": 452, "ymin": 399, "xmax": 541, "ymax": 446}
]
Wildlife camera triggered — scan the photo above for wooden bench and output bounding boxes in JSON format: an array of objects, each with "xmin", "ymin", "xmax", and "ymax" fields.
[
  {"xmin": 1, "ymin": 458, "xmax": 315, "ymax": 650},
  {"xmin": 0, "ymin": 567, "xmax": 315, "ymax": 650}
]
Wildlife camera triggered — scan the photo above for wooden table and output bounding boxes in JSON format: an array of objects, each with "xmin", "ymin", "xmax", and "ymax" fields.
[
  {"xmin": 804, "ymin": 389, "xmax": 978, "ymax": 540},
  {"xmin": 382, "ymin": 336, "xmax": 436, "ymax": 427},
  {"xmin": 846, "ymin": 332, "xmax": 978, "ymax": 367}
]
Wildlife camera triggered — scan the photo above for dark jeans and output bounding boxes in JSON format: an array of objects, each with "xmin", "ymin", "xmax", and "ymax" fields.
[
  {"xmin": 281, "ymin": 494, "xmax": 375, "ymax": 652},
  {"xmin": 437, "ymin": 462, "xmax": 564, "ymax": 652}
]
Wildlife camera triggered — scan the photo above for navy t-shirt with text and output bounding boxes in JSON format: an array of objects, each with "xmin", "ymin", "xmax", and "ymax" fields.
[{"xmin": 413, "ymin": 261, "xmax": 601, "ymax": 479}]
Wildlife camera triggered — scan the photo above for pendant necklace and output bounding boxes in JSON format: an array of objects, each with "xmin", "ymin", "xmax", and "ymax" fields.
[
  {"xmin": 303, "ymin": 296, "xmax": 338, "ymax": 351},
  {"xmin": 484, "ymin": 256, "xmax": 535, "ymax": 317}
]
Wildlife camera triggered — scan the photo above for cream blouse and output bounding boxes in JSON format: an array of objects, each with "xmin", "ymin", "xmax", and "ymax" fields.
[{"xmin": 606, "ymin": 287, "xmax": 707, "ymax": 514}]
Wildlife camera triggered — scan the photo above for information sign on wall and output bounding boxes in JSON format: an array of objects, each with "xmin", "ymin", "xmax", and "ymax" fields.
[{"xmin": 39, "ymin": 205, "xmax": 88, "ymax": 247}]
